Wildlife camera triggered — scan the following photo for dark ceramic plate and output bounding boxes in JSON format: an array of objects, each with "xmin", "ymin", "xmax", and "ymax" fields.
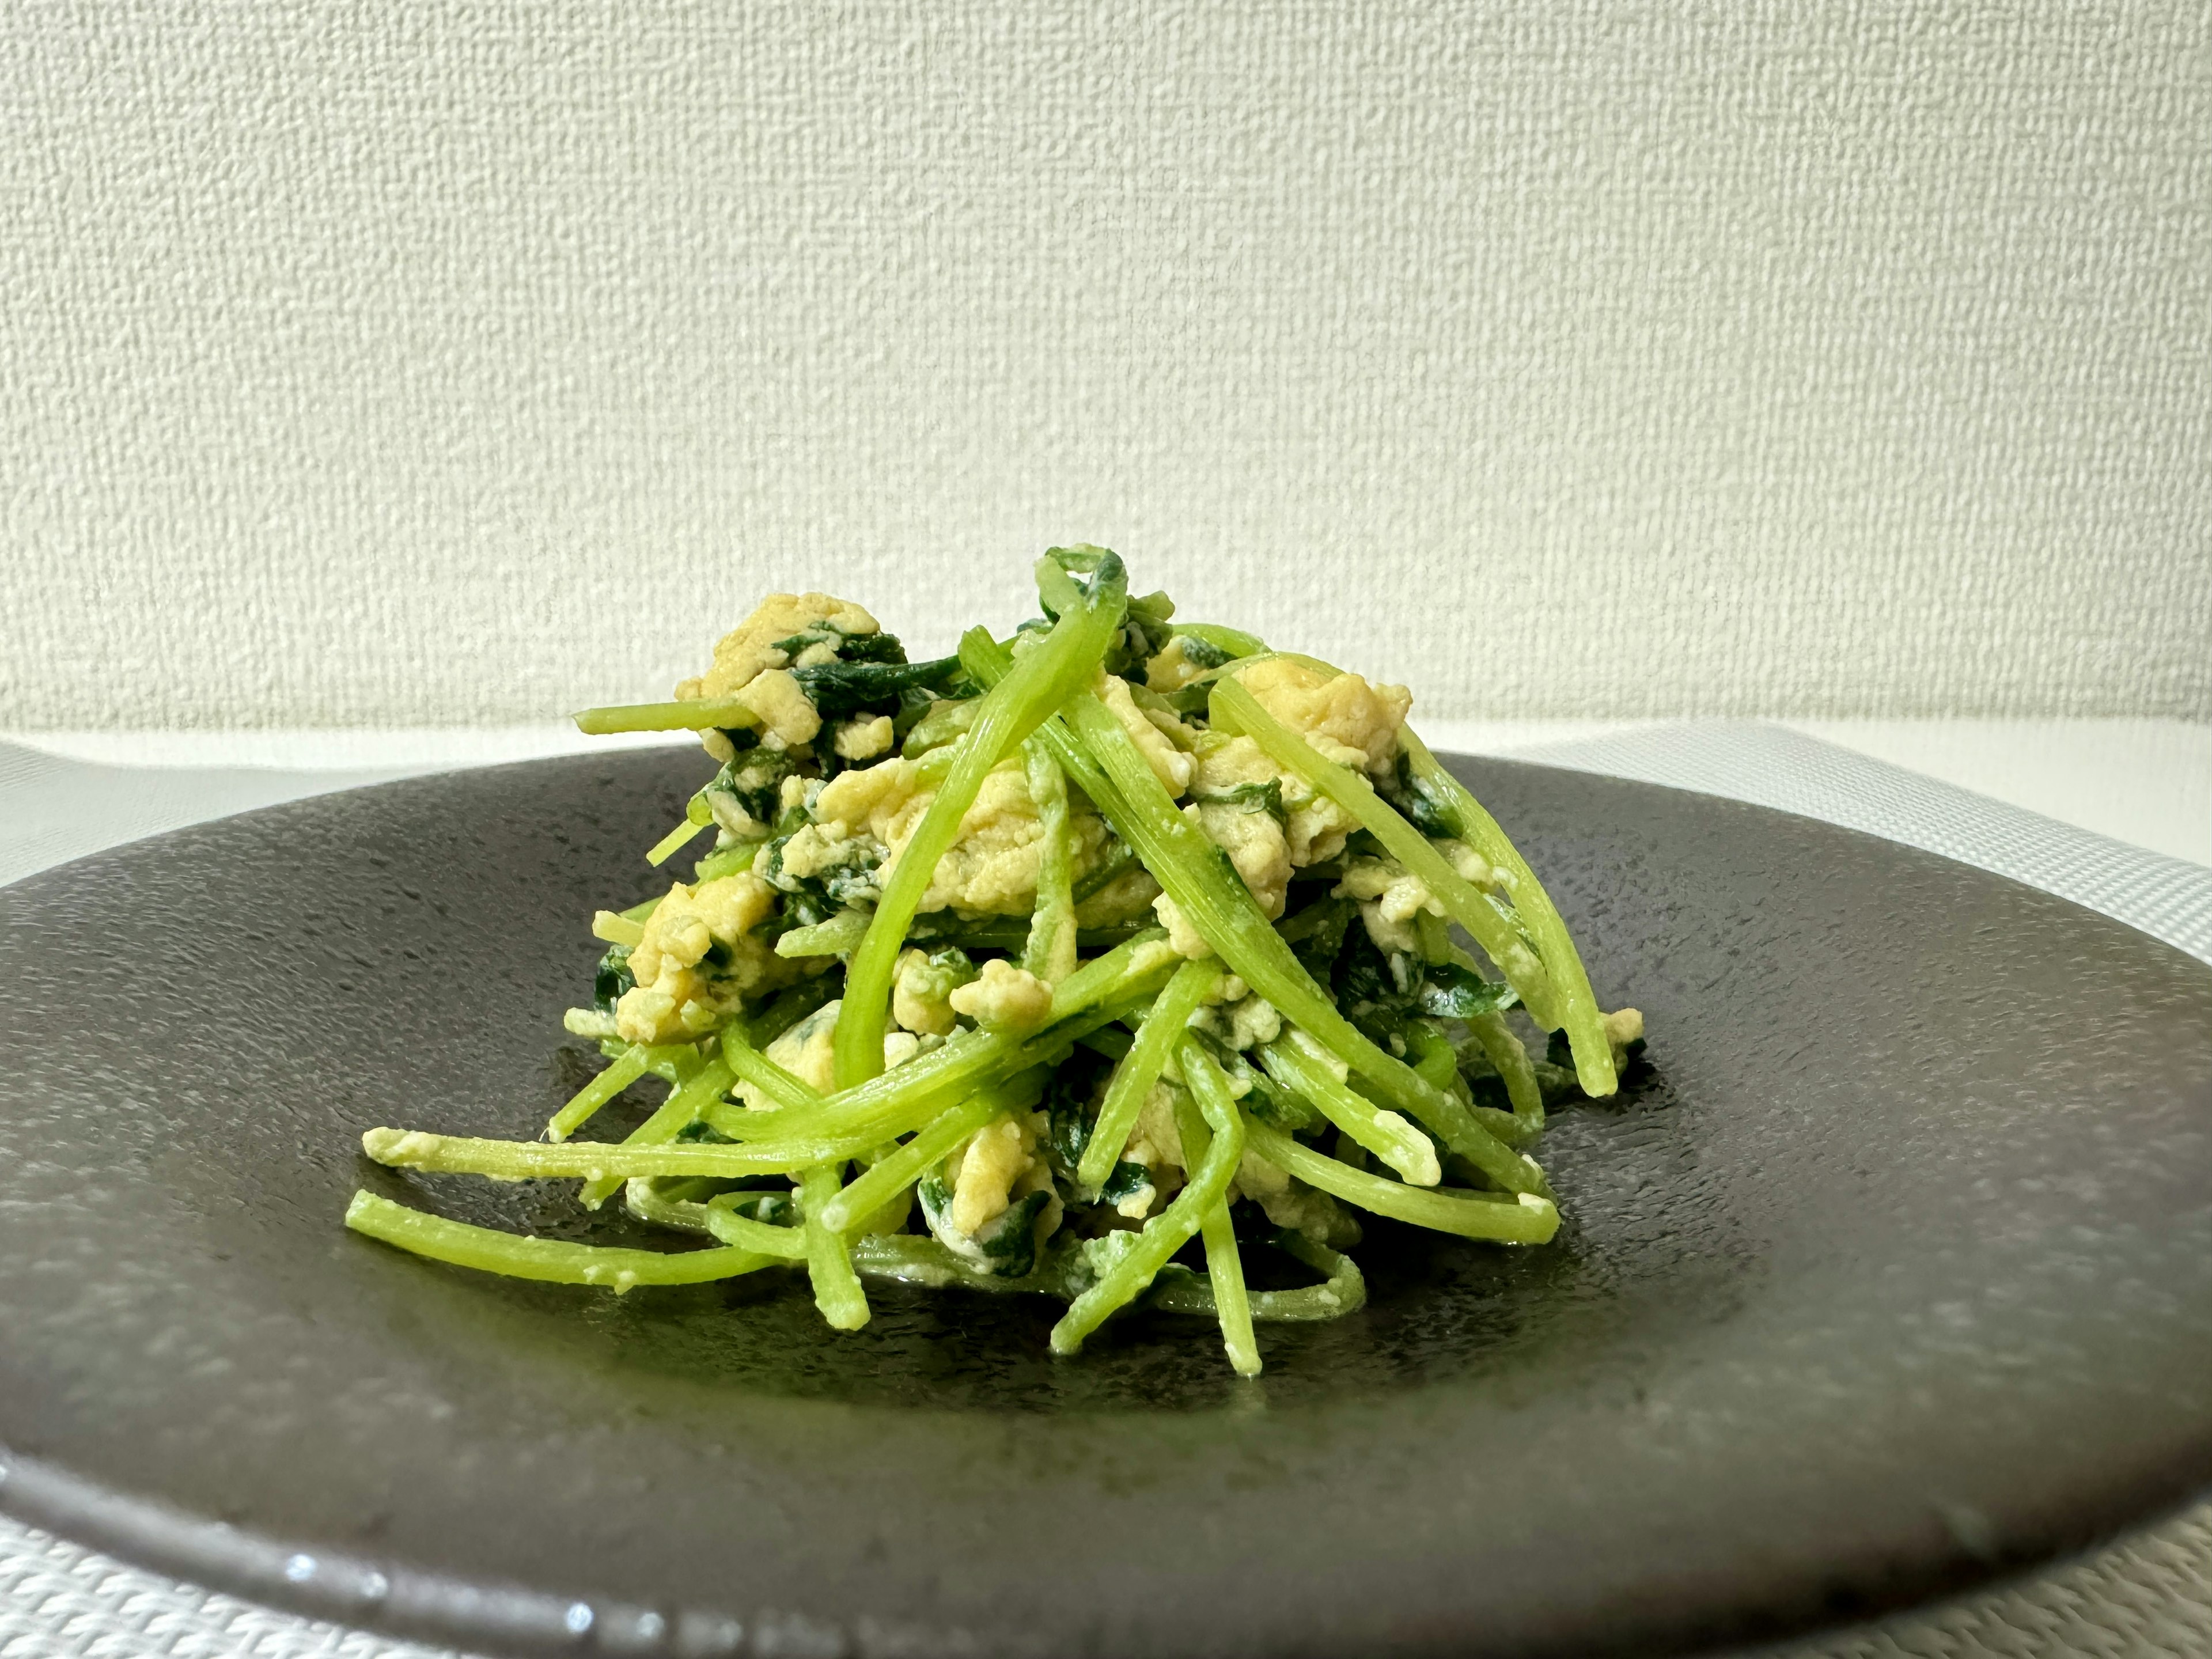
[{"xmin": 3, "ymin": 751, "xmax": 2210, "ymax": 1659}]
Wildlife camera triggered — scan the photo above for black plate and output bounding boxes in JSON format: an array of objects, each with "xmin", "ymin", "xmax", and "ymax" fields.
[{"xmin": 3, "ymin": 750, "xmax": 2210, "ymax": 1659}]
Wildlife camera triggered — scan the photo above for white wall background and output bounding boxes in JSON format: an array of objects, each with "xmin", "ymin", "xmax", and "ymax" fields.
[{"xmin": 3, "ymin": 1, "xmax": 2207, "ymax": 729}]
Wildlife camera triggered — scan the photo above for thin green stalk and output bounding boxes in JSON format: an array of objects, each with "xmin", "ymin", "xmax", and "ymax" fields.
[
  {"xmin": 700, "ymin": 1200, "xmax": 810, "ymax": 1258},
  {"xmin": 1171, "ymin": 622, "xmax": 1268, "ymax": 660},
  {"xmin": 692, "ymin": 842, "xmax": 760, "ymax": 882},
  {"xmin": 1207, "ymin": 676, "xmax": 1556, "ymax": 1021},
  {"xmin": 1172, "ymin": 1074, "xmax": 1260, "ymax": 1376},
  {"xmin": 1400, "ymin": 726, "xmax": 1616, "ymax": 1098},
  {"xmin": 1021, "ymin": 740, "xmax": 1078, "ymax": 985},
  {"xmin": 579, "ymin": 1055, "xmax": 736, "ymax": 1209},
  {"xmin": 590, "ymin": 910, "xmax": 646, "ymax": 948},
  {"xmin": 547, "ymin": 1045, "xmax": 650, "ymax": 1142},
  {"xmin": 572, "ymin": 697, "xmax": 760, "ymax": 736},
  {"xmin": 362, "ymin": 1126, "xmax": 884, "ymax": 1181},
  {"xmin": 1149, "ymin": 1233, "xmax": 1366, "ymax": 1322},
  {"xmin": 1242, "ymin": 1120, "xmax": 1560, "ymax": 1244},
  {"xmin": 832, "ymin": 555, "xmax": 1130, "ymax": 1090},
  {"xmin": 623, "ymin": 1177, "xmax": 714, "ymax": 1233},
  {"xmin": 848, "ymin": 1232, "xmax": 1077, "ymax": 1296},
  {"xmin": 1465, "ymin": 1008, "xmax": 1543, "ymax": 1130},
  {"xmin": 1077, "ymin": 957, "xmax": 1220, "ymax": 1190},
  {"xmin": 800, "ymin": 1165, "xmax": 869, "ymax": 1329},
  {"xmin": 776, "ymin": 910, "xmax": 871, "ymax": 959},
  {"xmin": 629, "ymin": 1045, "xmax": 703, "ymax": 1087},
  {"xmin": 1050, "ymin": 1039, "xmax": 1245, "ymax": 1357},
  {"xmin": 1259, "ymin": 1032, "xmax": 1441, "ymax": 1186},
  {"xmin": 344, "ymin": 1191, "xmax": 772, "ymax": 1290},
  {"xmin": 645, "ymin": 817, "xmax": 711, "ymax": 866}
]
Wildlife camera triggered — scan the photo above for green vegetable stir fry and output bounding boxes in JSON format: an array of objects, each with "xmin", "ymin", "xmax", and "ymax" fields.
[{"xmin": 347, "ymin": 549, "xmax": 1643, "ymax": 1376}]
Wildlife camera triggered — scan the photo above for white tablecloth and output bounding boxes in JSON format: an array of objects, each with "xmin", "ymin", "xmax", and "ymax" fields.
[{"xmin": 3, "ymin": 723, "xmax": 2208, "ymax": 1659}]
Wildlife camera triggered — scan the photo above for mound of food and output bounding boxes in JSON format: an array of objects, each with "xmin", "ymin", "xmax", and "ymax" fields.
[{"xmin": 349, "ymin": 548, "xmax": 1640, "ymax": 1376}]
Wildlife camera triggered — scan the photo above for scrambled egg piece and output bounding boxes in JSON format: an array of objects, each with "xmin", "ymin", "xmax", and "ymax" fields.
[
  {"xmin": 676, "ymin": 592, "xmax": 880, "ymax": 703},
  {"xmin": 1187, "ymin": 790, "xmax": 1293, "ymax": 917},
  {"xmin": 1604, "ymin": 1006, "xmax": 1646, "ymax": 1067},
  {"xmin": 833, "ymin": 714, "xmax": 895, "ymax": 760},
  {"xmin": 1152, "ymin": 893, "xmax": 1213, "ymax": 960},
  {"xmin": 760, "ymin": 1001, "xmax": 840, "ymax": 1094},
  {"xmin": 1195, "ymin": 988, "xmax": 1283, "ymax": 1051},
  {"xmin": 1192, "ymin": 733, "xmax": 1356, "ymax": 868},
  {"xmin": 1437, "ymin": 837, "xmax": 1497, "ymax": 888},
  {"xmin": 891, "ymin": 946, "xmax": 976, "ymax": 1036},
  {"xmin": 1233, "ymin": 657, "xmax": 1412, "ymax": 778},
  {"xmin": 929, "ymin": 1111, "xmax": 1060, "ymax": 1268},
  {"xmin": 810, "ymin": 755, "xmax": 1114, "ymax": 916},
  {"xmin": 673, "ymin": 592, "xmax": 881, "ymax": 753},
  {"xmin": 948, "ymin": 959, "xmax": 1054, "ymax": 1033},
  {"xmin": 1098, "ymin": 673, "xmax": 1194, "ymax": 797},
  {"xmin": 732, "ymin": 668, "xmax": 820, "ymax": 750},
  {"xmin": 615, "ymin": 873, "xmax": 804, "ymax": 1044},
  {"xmin": 948, "ymin": 1116, "xmax": 1033, "ymax": 1236},
  {"xmin": 1335, "ymin": 855, "xmax": 1444, "ymax": 955}
]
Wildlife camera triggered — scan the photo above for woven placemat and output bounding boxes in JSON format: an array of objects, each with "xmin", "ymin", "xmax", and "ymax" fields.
[{"xmin": 3, "ymin": 725, "xmax": 2207, "ymax": 1658}]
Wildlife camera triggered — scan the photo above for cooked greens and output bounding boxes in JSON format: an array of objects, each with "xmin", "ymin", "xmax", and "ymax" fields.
[{"xmin": 346, "ymin": 550, "xmax": 1642, "ymax": 1375}]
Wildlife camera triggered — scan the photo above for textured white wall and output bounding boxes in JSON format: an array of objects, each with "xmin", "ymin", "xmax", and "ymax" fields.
[{"xmin": 3, "ymin": 1, "xmax": 2207, "ymax": 728}]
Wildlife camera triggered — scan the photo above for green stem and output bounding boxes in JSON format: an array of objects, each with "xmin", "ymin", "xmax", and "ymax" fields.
[
  {"xmin": 344, "ymin": 1191, "xmax": 772, "ymax": 1289},
  {"xmin": 1242, "ymin": 1119, "xmax": 1559, "ymax": 1244},
  {"xmin": 546, "ymin": 1044, "xmax": 649, "ymax": 1142},
  {"xmin": 800, "ymin": 1164, "xmax": 870, "ymax": 1329},
  {"xmin": 645, "ymin": 816, "xmax": 711, "ymax": 867},
  {"xmin": 832, "ymin": 556, "xmax": 1130, "ymax": 1090},
  {"xmin": 1465, "ymin": 1007, "xmax": 1544, "ymax": 1131},
  {"xmin": 590, "ymin": 910, "xmax": 646, "ymax": 948},
  {"xmin": 692, "ymin": 842, "xmax": 760, "ymax": 882},
  {"xmin": 1050, "ymin": 1037, "xmax": 1246, "ymax": 1356},
  {"xmin": 1076, "ymin": 958, "xmax": 1219, "ymax": 1190},
  {"xmin": 1172, "ymin": 1076, "xmax": 1261, "ymax": 1376},
  {"xmin": 1400, "ymin": 726, "xmax": 1616, "ymax": 1098},
  {"xmin": 699, "ymin": 1202, "xmax": 810, "ymax": 1259},
  {"xmin": 1259, "ymin": 1032, "xmax": 1441, "ymax": 1185},
  {"xmin": 848, "ymin": 1232, "xmax": 1078, "ymax": 1296},
  {"xmin": 774, "ymin": 910, "xmax": 872, "ymax": 959},
  {"xmin": 362, "ymin": 1126, "xmax": 885, "ymax": 1181},
  {"xmin": 573, "ymin": 698, "xmax": 760, "ymax": 736},
  {"xmin": 1149, "ymin": 1233, "xmax": 1366, "ymax": 1321}
]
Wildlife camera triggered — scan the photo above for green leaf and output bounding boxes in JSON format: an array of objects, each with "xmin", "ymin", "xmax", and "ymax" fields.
[{"xmin": 790, "ymin": 654, "xmax": 964, "ymax": 719}]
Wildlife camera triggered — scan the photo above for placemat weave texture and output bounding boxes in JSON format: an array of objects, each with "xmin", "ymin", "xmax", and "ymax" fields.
[{"xmin": 3, "ymin": 724, "xmax": 2207, "ymax": 1658}]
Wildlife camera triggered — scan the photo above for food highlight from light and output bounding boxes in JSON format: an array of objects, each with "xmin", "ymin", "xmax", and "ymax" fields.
[{"xmin": 346, "ymin": 548, "xmax": 1642, "ymax": 1375}]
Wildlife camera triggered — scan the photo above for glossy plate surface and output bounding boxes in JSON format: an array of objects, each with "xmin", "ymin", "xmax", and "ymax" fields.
[{"xmin": 2, "ymin": 750, "xmax": 2209, "ymax": 1659}]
